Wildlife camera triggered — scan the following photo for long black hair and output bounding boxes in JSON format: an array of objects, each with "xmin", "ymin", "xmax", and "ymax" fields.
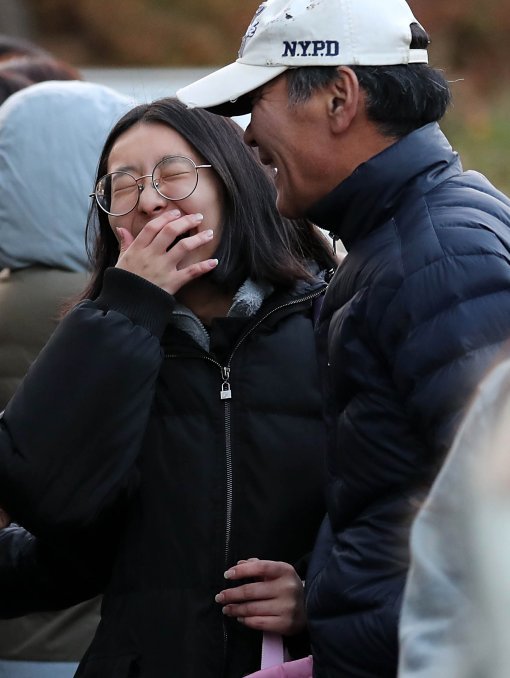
[{"xmin": 80, "ymin": 97, "xmax": 335, "ymax": 302}]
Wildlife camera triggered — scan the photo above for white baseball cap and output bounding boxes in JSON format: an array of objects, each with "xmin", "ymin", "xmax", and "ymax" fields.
[{"xmin": 176, "ymin": 0, "xmax": 429, "ymax": 116}]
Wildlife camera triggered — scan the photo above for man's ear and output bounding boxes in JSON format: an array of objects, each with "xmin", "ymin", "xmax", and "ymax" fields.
[{"xmin": 327, "ymin": 66, "xmax": 360, "ymax": 134}]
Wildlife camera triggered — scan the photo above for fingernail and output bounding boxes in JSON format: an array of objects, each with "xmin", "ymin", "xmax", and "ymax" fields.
[
  {"xmin": 215, "ymin": 593, "xmax": 224, "ymax": 603},
  {"xmin": 205, "ymin": 229, "xmax": 214, "ymax": 239},
  {"xmin": 224, "ymin": 568, "xmax": 234, "ymax": 579},
  {"xmin": 194, "ymin": 213, "xmax": 204, "ymax": 223},
  {"xmin": 209, "ymin": 258, "xmax": 219, "ymax": 269},
  {"xmin": 237, "ymin": 617, "xmax": 245, "ymax": 624},
  {"xmin": 170, "ymin": 209, "xmax": 181, "ymax": 217}
]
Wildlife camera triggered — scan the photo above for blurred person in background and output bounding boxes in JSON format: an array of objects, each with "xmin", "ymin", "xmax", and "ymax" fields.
[
  {"xmin": 0, "ymin": 54, "xmax": 82, "ymax": 87},
  {"xmin": 0, "ymin": 34, "xmax": 82, "ymax": 105},
  {"xmin": 0, "ymin": 96, "xmax": 336, "ymax": 677},
  {"xmin": 0, "ymin": 69, "xmax": 31, "ymax": 104},
  {"xmin": 399, "ymin": 352, "xmax": 510, "ymax": 678},
  {"xmin": 0, "ymin": 34, "xmax": 49, "ymax": 62},
  {"xmin": 0, "ymin": 79, "xmax": 131, "ymax": 678}
]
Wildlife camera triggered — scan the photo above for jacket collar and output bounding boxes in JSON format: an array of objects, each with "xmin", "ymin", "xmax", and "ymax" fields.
[
  {"xmin": 168, "ymin": 270, "xmax": 326, "ymax": 352},
  {"xmin": 306, "ymin": 123, "xmax": 462, "ymax": 250}
]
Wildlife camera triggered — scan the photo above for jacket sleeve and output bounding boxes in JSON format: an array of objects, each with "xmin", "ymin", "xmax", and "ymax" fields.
[
  {"xmin": 0, "ymin": 524, "xmax": 113, "ymax": 618},
  {"xmin": 376, "ymin": 243, "xmax": 510, "ymax": 464},
  {"xmin": 0, "ymin": 267, "xmax": 175, "ymax": 538}
]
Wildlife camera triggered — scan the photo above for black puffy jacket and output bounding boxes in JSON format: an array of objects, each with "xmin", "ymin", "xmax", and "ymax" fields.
[
  {"xmin": 0, "ymin": 268, "xmax": 328, "ymax": 678},
  {"xmin": 305, "ymin": 123, "xmax": 510, "ymax": 677}
]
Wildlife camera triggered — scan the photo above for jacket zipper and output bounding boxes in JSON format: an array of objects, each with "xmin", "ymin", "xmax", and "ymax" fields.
[{"xmin": 164, "ymin": 287, "xmax": 325, "ymax": 672}]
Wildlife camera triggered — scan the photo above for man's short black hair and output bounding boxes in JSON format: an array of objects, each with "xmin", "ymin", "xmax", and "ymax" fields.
[{"xmin": 286, "ymin": 23, "xmax": 451, "ymax": 138}]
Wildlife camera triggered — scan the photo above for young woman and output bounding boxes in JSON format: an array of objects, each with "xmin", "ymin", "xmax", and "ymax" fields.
[{"xmin": 0, "ymin": 98, "xmax": 336, "ymax": 678}]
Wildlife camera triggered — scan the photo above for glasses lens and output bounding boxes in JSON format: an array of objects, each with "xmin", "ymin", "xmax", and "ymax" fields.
[
  {"xmin": 96, "ymin": 172, "xmax": 139, "ymax": 216},
  {"xmin": 153, "ymin": 157, "xmax": 198, "ymax": 201}
]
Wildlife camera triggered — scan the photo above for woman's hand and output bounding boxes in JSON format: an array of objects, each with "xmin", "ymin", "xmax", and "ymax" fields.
[
  {"xmin": 215, "ymin": 558, "xmax": 306, "ymax": 636},
  {"xmin": 115, "ymin": 209, "xmax": 218, "ymax": 296}
]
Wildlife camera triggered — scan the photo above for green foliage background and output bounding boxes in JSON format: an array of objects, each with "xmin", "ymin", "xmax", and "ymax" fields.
[{"xmin": 25, "ymin": 0, "xmax": 510, "ymax": 194}]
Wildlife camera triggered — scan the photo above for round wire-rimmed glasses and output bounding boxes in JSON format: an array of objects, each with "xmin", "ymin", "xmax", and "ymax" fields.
[{"xmin": 90, "ymin": 155, "xmax": 212, "ymax": 217}]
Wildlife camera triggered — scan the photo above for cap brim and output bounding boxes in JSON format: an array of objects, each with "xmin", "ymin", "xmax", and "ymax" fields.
[{"xmin": 176, "ymin": 61, "xmax": 288, "ymax": 117}]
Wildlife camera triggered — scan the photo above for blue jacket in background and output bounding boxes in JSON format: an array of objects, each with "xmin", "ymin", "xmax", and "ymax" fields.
[
  {"xmin": 0, "ymin": 79, "xmax": 132, "ymax": 674},
  {"xmin": 304, "ymin": 122, "xmax": 510, "ymax": 677}
]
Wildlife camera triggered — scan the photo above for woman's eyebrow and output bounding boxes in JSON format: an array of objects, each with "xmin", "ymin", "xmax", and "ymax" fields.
[
  {"xmin": 110, "ymin": 164, "xmax": 138, "ymax": 173},
  {"xmin": 109, "ymin": 156, "xmax": 178, "ymax": 174}
]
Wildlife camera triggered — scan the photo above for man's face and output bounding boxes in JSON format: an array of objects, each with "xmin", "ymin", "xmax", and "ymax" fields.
[{"xmin": 243, "ymin": 74, "xmax": 333, "ymax": 219}]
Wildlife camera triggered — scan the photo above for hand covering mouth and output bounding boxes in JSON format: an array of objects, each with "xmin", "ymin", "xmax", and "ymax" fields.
[{"xmin": 167, "ymin": 227, "xmax": 197, "ymax": 250}]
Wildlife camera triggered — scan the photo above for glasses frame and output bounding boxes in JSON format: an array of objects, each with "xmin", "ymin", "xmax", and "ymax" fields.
[{"xmin": 90, "ymin": 155, "xmax": 212, "ymax": 217}]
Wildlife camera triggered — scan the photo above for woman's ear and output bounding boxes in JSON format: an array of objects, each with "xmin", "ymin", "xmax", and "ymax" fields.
[{"xmin": 327, "ymin": 66, "xmax": 360, "ymax": 134}]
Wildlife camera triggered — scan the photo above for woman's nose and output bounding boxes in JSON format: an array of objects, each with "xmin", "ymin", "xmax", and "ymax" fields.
[{"xmin": 137, "ymin": 179, "xmax": 171, "ymax": 214}]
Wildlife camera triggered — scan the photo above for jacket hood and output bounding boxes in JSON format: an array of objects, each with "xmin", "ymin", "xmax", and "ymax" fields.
[
  {"xmin": 0, "ymin": 80, "xmax": 133, "ymax": 272},
  {"xmin": 307, "ymin": 123, "xmax": 462, "ymax": 250}
]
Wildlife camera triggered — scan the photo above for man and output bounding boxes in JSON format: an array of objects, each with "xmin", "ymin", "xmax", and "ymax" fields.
[{"xmin": 177, "ymin": 0, "xmax": 510, "ymax": 675}]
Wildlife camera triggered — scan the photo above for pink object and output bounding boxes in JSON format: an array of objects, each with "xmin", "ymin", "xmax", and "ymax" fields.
[{"xmin": 244, "ymin": 633, "xmax": 313, "ymax": 678}]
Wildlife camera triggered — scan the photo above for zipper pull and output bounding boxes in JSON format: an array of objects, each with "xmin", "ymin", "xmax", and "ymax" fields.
[
  {"xmin": 220, "ymin": 366, "xmax": 232, "ymax": 400},
  {"xmin": 329, "ymin": 232, "xmax": 338, "ymax": 255}
]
